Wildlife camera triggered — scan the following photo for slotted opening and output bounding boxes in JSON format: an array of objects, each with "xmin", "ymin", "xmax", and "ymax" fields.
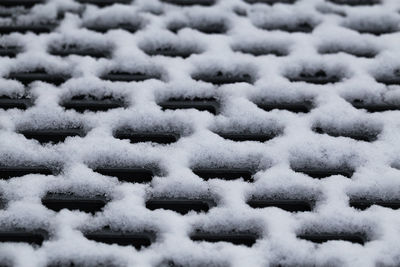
[
  {"xmin": 292, "ymin": 166, "xmax": 354, "ymax": 179},
  {"xmin": 158, "ymin": 97, "xmax": 220, "ymax": 115},
  {"xmin": 312, "ymin": 124, "xmax": 380, "ymax": 142},
  {"xmin": 255, "ymin": 99, "xmax": 315, "ymax": 113},
  {"xmin": 192, "ymin": 70, "xmax": 255, "ymax": 85},
  {"xmin": 0, "ymin": 22, "xmax": 57, "ymax": 34},
  {"xmin": 298, "ymin": 232, "xmax": 367, "ymax": 245},
  {"xmin": 0, "ymin": 95, "xmax": 32, "ymax": 110},
  {"xmin": 168, "ymin": 20, "xmax": 228, "ymax": 34},
  {"xmin": 18, "ymin": 128, "xmax": 85, "ymax": 144},
  {"xmin": 84, "ymin": 230, "xmax": 155, "ymax": 249},
  {"xmin": 61, "ymin": 95, "xmax": 126, "ymax": 113},
  {"xmin": 84, "ymin": 20, "xmax": 142, "ymax": 34},
  {"xmin": 7, "ymin": 69, "xmax": 71, "ymax": 86},
  {"xmin": 0, "ymin": 45, "xmax": 22, "ymax": 58},
  {"xmin": 344, "ymin": 20, "xmax": 398, "ymax": 36},
  {"xmin": 93, "ymin": 167, "xmax": 156, "ymax": 183},
  {"xmin": 160, "ymin": 0, "xmax": 215, "ymax": 6},
  {"xmin": 114, "ymin": 129, "xmax": 180, "ymax": 144},
  {"xmin": 318, "ymin": 45, "xmax": 378, "ymax": 58},
  {"xmin": 146, "ymin": 198, "xmax": 215, "ymax": 214},
  {"xmin": 375, "ymin": 69, "xmax": 400, "ymax": 86},
  {"xmin": 0, "ymin": 230, "xmax": 47, "ymax": 245},
  {"xmin": 286, "ymin": 69, "xmax": 343, "ymax": 84},
  {"xmin": 42, "ymin": 193, "xmax": 108, "ymax": 213},
  {"xmin": 257, "ymin": 19, "xmax": 316, "ymax": 33},
  {"xmin": 192, "ymin": 168, "xmax": 254, "ymax": 182},
  {"xmin": 101, "ymin": 70, "xmax": 161, "ymax": 82},
  {"xmin": 232, "ymin": 44, "xmax": 289, "ymax": 57},
  {"xmin": 0, "ymin": 166, "xmax": 55, "ymax": 179},
  {"xmin": 190, "ymin": 230, "xmax": 259, "ymax": 247},
  {"xmin": 76, "ymin": 0, "xmax": 132, "ymax": 7},
  {"xmin": 349, "ymin": 198, "xmax": 400, "ymax": 210},
  {"xmin": 0, "ymin": 0, "xmax": 45, "ymax": 7},
  {"xmin": 48, "ymin": 43, "xmax": 112, "ymax": 58},
  {"xmin": 243, "ymin": 0, "xmax": 297, "ymax": 4},
  {"xmin": 349, "ymin": 98, "xmax": 400, "ymax": 112},
  {"xmin": 327, "ymin": 0, "xmax": 380, "ymax": 5},
  {"xmin": 214, "ymin": 132, "xmax": 280, "ymax": 143},
  {"xmin": 141, "ymin": 43, "xmax": 201, "ymax": 58},
  {"xmin": 247, "ymin": 198, "xmax": 313, "ymax": 212}
]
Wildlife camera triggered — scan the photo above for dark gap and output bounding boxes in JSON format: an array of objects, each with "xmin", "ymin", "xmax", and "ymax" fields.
[
  {"xmin": 49, "ymin": 44, "xmax": 112, "ymax": 58},
  {"xmin": 350, "ymin": 199, "xmax": 400, "ymax": 210},
  {"xmin": 190, "ymin": 231, "xmax": 258, "ymax": 247},
  {"xmin": 215, "ymin": 132, "xmax": 279, "ymax": 142},
  {"xmin": 292, "ymin": 167, "xmax": 354, "ymax": 179},
  {"xmin": 61, "ymin": 95, "xmax": 126, "ymax": 113},
  {"xmin": 0, "ymin": 166, "xmax": 54, "ymax": 179},
  {"xmin": 243, "ymin": 0, "xmax": 297, "ymax": 4},
  {"xmin": 327, "ymin": 0, "xmax": 380, "ymax": 6},
  {"xmin": 42, "ymin": 193, "xmax": 108, "ymax": 213},
  {"xmin": 312, "ymin": 125, "xmax": 380, "ymax": 142},
  {"xmin": 192, "ymin": 168, "xmax": 254, "ymax": 182},
  {"xmin": 18, "ymin": 128, "xmax": 85, "ymax": 144},
  {"xmin": 168, "ymin": 21, "xmax": 228, "ymax": 34},
  {"xmin": 160, "ymin": 0, "xmax": 215, "ymax": 6},
  {"xmin": 258, "ymin": 20, "xmax": 316, "ymax": 33},
  {"xmin": 233, "ymin": 46, "xmax": 288, "ymax": 57},
  {"xmin": 0, "ymin": 96, "xmax": 32, "ymax": 110},
  {"xmin": 76, "ymin": 0, "xmax": 132, "ymax": 7},
  {"xmin": 146, "ymin": 198, "xmax": 215, "ymax": 214},
  {"xmin": 349, "ymin": 99, "xmax": 400, "ymax": 112},
  {"xmin": 247, "ymin": 199, "xmax": 313, "ymax": 212},
  {"xmin": 142, "ymin": 45, "xmax": 200, "ymax": 58},
  {"xmin": 158, "ymin": 98, "xmax": 219, "ymax": 115},
  {"xmin": 93, "ymin": 167, "xmax": 155, "ymax": 183},
  {"xmin": 0, "ymin": 230, "xmax": 47, "ymax": 245},
  {"xmin": 0, "ymin": 45, "xmax": 22, "ymax": 58},
  {"xmin": 298, "ymin": 233, "xmax": 366, "ymax": 245},
  {"xmin": 0, "ymin": 23, "xmax": 57, "ymax": 34},
  {"xmin": 101, "ymin": 71, "xmax": 161, "ymax": 82},
  {"xmin": 255, "ymin": 100, "xmax": 314, "ymax": 113},
  {"xmin": 287, "ymin": 70, "xmax": 342, "ymax": 84},
  {"xmin": 114, "ymin": 130, "xmax": 179, "ymax": 144},
  {"xmin": 0, "ymin": 0, "xmax": 45, "ymax": 7},
  {"xmin": 192, "ymin": 70, "xmax": 254, "ymax": 85},
  {"xmin": 7, "ymin": 69, "xmax": 70, "ymax": 86},
  {"xmin": 84, "ymin": 22, "xmax": 142, "ymax": 34},
  {"xmin": 375, "ymin": 70, "xmax": 400, "ymax": 85},
  {"xmin": 84, "ymin": 230, "xmax": 155, "ymax": 249},
  {"xmin": 318, "ymin": 47, "xmax": 378, "ymax": 58}
]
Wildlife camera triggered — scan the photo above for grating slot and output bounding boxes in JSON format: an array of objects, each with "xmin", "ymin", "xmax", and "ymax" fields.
[
  {"xmin": 0, "ymin": 23, "xmax": 56, "ymax": 34},
  {"xmin": 146, "ymin": 198, "xmax": 215, "ymax": 214},
  {"xmin": 255, "ymin": 100, "xmax": 314, "ymax": 113},
  {"xmin": 293, "ymin": 167, "xmax": 354, "ymax": 179},
  {"xmin": 84, "ymin": 230, "xmax": 155, "ymax": 248},
  {"xmin": 327, "ymin": 0, "xmax": 380, "ymax": 5},
  {"xmin": 169, "ymin": 21, "xmax": 228, "ymax": 34},
  {"xmin": 257, "ymin": 20, "xmax": 315, "ymax": 33},
  {"xmin": 0, "ymin": 230, "xmax": 47, "ymax": 245},
  {"xmin": 232, "ymin": 46, "xmax": 288, "ymax": 57},
  {"xmin": 76, "ymin": 0, "xmax": 132, "ymax": 6},
  {"xmin": 62, "ymin": 95, "xmax": 125, "ymax": 113},
  {"xmin": 159, "ymin": 98, "xmax": 219, "ymax": 115},
  {"xmin": 243, "ymin": 0, "xmax": 297, "ymax": 4},
  {"xmin": 160, "ymin": 0, "xmax": 215, "ymax": 6},
  {"xmin": 215, "ymin": 132, "xmax": 278, "ymax": 142},
  {"xmin": 84, "ymin": 22, "xmax": 142, "ymax": 34},
  {"xmin": 141, "ymin": 45, "xmax": 200, "ymax": 58},
  {"xmin": 7, "ymin": 70, "xmax": 70, "ymax": 86},
  {"xmin": 93, "ymin": 167, "xmax": 155, "ymax": 183},
  {"xmin": 114, "ymin": 130, "xmax": 179, "ymax": 144},
  {"xmin": 192, "ymin": 71, "xmax": 254, "ymax": 85},
  {"xmin": 101, "ymin": 71, "xmax": 161, "ymax": 82},
  {"xmin": 49, "ymin": 45, "xmax": 112, "ymax": 58},
  {"xmin": 18, "ymin": 129, "xmax": 84, "ymax": 144},
  {"xmin": 298, "ymin": 233, "xmax": 366, "ymax": 245},
  {"xmin": 0, "ymin": 45, "xmax": 21, "ymax": 58},
  {"xmin": 287, "ymin": 70, "xmax": 341, "ymax": 84},
  {"xmin": 312, "ymin": 125, "xmax": 379, "ymax": 142},
  {"xmin": 192, "ymin": 168, "xmax": 254, "ymax": 182},
  {"xmin": 0, "ymin": 0, "xmax": 45, "ymax": 7},
  {"xmin": 375, "ymin": 70, "xmax": 400, "ymax": 86},
  {"xmin": 190, "ymin": 231, "xmax": 258, "ymax": 247},
  {"xmin": 247, "ymin": 199, "xmax": 313, "ymax": 212},
  {"xmin": 350, "ymin": 199, "xmax": 400, "ymax": 210},
  {"xmin": 349, "ymin": 99, "xmax": 400, "ymax": 112},
  {"xmin": 0, "ymin": 167, "xmax": 54, "ymax": 179},
  {"xmin": 42, "ymin": 193, "xmax": 107, "ymax": 213},
  {"xmin": 318, "ymin": 46, "xmax": 377, "ymax": 58},
  {"xmin": 0, "ymin": 96, "xmax": 32, "ymax": 110}
]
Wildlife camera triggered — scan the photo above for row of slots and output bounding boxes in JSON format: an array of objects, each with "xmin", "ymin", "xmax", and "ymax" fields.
[{"xmin": 0, "ymin": 0, "xmax": 381, "ymax": 8}]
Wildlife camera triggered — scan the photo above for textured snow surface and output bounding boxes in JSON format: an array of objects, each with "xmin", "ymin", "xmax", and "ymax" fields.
[{"xmin": 0, "ymin": 0, "xmax": 400, "ymax": 266}]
